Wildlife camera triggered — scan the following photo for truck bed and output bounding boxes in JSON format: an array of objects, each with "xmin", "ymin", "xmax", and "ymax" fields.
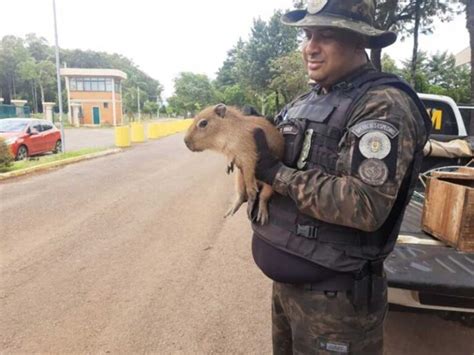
[{"xmin": 386, "ymin": 201, "xmax": 474, "ymax": 299}]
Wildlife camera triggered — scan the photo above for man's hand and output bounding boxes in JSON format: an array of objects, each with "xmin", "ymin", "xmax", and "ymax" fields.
[{"xmin": 253, "ymin": 128, "xmax": 283, "ymax": 185}]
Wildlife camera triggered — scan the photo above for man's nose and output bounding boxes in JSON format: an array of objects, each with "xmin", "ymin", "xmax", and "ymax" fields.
[{"xmin": 305, "ymin": 36, "xmax": 321, "ymax": 55}]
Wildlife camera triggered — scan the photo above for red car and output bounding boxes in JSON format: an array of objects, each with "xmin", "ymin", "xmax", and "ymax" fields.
[{"xmin": 0, "ymin": 118, "xmax": 62, "ymax": 160}]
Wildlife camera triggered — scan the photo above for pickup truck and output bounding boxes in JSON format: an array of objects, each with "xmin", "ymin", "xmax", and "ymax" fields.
[{"xmin": 387, "ymin": 93, "xmax": 474, "ymax": 326}]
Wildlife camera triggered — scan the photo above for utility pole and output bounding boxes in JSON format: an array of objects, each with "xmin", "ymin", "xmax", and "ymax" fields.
[{"xmin": 53, "ymin": 0, "xmax": 65, "ymax": 152}]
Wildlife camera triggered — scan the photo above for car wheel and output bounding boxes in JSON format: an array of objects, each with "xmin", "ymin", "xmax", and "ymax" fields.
[
  {"xmin": 53, "ymin": 140, "xmax": 62, "ymax": 154},
  {"xmin": 16, "ymin": 145, "xmax": 28, "ymax": 160}
]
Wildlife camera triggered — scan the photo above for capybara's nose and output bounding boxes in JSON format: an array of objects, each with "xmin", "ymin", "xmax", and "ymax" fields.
[{"xmin": 184, "ymin": 137, "xmax": 192, "ymax": 150}]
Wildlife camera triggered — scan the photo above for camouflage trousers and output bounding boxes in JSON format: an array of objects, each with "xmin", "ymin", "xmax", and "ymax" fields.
[{"xmin": 272, "ymin": 280, "xmax": 388, "ymax": 355}]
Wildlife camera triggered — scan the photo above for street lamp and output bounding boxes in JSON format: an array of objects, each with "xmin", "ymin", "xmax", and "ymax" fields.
[{"xmin": 53, "ymin": 0, "xmax": 65, "ymax": 152}]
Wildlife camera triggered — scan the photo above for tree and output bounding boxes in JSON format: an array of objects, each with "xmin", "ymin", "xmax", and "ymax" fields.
[
  {"xmin": 0, "ymin": 36, "xmax": 30, "ymax": 102},
  {"xmin": 381, "ymin": 53, "xmax": 400, "ymax": 74},
  {"xmin": 25, "ymin": 33, "xmax": 53, "ymax": 62},
  {"xmin": 372, "ymin": 0, "xmax": 460, "ymax": 71},
  {"xmin": 270, "ymin": 51, "xmax": 308, "ymax": 104},
  {"xmin": 388, "ymin": 50, "xmax": 470, "ymax": 102},
  {"xmin": 18, "ymin": 58, "xmax": 39, "ymax": 112},
  {"xmin": 235, "ymin": 11, "xmax": 299, "ymax": 114},
  {"xmin": 143, "ymin": 100, "xmax": 158, "ymax": 116},
  {"xmin": 459, "ymin": 0, "xmax": 474, "ymax": 132},
  {"xmin": 400, "ymin": 51, "xmax": 430, "ymax": 91},
  {"xmin": 216, "ymin": 84, "xmax": 249, "ymax": 107},
  {"xmin": 168, "ymin": 72, "xmax": 216, "ymax": 117},
  {"xmin": 426, "ymin": 52, "xmax": 470, "ymax": 103},
  {"xmin": 0, "ymin": 34, "xmax": 163, "ymax": 116},
  {"xmin": 215, "ymin": 39, "xmax": 245, "ymax": 89},
  {"xmin": 37, "ymin": 61, "xmax": 56, "ymax": 109}
]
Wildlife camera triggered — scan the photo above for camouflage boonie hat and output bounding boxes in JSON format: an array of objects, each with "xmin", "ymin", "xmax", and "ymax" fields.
[{"xmin": 282, "ymin": 0, "xmax": 397, "ymax": 49}]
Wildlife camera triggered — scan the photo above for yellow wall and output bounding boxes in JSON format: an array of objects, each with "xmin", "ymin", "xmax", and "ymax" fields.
[{"xmin": 70, "ymin": 91, "xmax": 123, "ymax": 126}]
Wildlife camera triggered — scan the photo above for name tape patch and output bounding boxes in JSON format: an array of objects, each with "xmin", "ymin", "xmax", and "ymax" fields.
[
  {"xmin": 318, "ymin": 338, "xmax": 350, "ymax": 353},
  {"xmin": 350, "ymin": 120, "xmax": 399, "ymax": 139}
]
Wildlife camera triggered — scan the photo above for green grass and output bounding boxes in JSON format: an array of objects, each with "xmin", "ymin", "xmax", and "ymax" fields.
[{"xmin": 0, "ymin": 147, "xmax": 108, "ymax": 173}]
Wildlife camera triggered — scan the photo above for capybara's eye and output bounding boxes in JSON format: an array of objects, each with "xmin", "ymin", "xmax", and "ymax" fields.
[{"xmin": 198, "ymin": 120, "xmax": 208, "ymax": 128}]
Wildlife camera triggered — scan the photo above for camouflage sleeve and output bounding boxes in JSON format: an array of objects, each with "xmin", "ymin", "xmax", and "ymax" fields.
[{"xmin": 272, "ymin": 86, "xmax": 426, "ymax": 232}]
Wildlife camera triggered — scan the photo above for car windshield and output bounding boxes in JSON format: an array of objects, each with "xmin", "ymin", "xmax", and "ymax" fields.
[{"xmin": 0, "ymin": 120, "xmax": 29, "ymax": 132}]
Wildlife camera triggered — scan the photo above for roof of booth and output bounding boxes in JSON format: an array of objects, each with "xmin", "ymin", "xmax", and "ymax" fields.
[{"xmin": 60, "ymin": 68, "xmax": 127, "ymax": 80}]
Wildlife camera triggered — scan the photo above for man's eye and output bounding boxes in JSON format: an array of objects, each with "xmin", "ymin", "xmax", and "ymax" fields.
[{"xmin": 320, "ymin": 31, "xmax": 335, "ymax": 39}]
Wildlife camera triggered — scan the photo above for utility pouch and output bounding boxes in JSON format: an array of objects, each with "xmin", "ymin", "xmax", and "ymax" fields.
[
  {"xmin": 350, "ymin": 274, "xmax": 370, "ymax": 312},
  {"xmin": 278, "ymin": 118, "xmax": 307, "ymax": 167}
]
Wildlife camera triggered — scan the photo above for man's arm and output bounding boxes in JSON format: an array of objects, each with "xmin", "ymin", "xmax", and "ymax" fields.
[{"xmin": 268, "ymin": 86, "xmax": 426, "ymax": 232}]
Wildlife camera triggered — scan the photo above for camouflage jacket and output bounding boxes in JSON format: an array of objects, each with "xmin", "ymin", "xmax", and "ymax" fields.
[{"xmin": 272, "ymin": 71, "xmax": 427, "ymax": 232}]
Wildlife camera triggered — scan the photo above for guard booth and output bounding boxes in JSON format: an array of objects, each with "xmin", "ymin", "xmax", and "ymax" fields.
[{"xmin": 60, "ymin": 68, "xmax": 127, "ymax": 126}]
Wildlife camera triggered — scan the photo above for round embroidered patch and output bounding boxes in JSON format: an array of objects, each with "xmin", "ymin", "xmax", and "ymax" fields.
[
  {"xmin": 307, "ymin": 0, "xmax": 329, "ymax": 14},
  {"xmin": 358, "ymin": 159, "xmax": 389, "ymax": 186},
  {"xmin": 359, "ymin": 131, "xmax": 391, "ymax": 159}
]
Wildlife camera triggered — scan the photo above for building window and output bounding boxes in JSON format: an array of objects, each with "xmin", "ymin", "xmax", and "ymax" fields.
[
  {"xmin": 84, "ymin": 78, "xmax": 91, "ymax": 91},
  {"xmin": 104, "ymin": 102, "xmax": 109, "ymax": 108},
  {"xmin": 69, "ymin": 77, "xmax": 121, "ymax": 92},
  {"xmin": 106, "ymin": 78, "xmax": 113, "ymax": 91}
]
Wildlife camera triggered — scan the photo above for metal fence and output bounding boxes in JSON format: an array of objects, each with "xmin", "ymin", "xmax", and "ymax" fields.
[{"xmin": 0, "ymin": 104, "xmax": 31, "ymax": 119}]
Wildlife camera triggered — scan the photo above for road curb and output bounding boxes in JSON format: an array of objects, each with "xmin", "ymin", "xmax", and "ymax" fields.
[{"xmin": 0, "ymin": 148, "xmax": 122, "ymax": 181}]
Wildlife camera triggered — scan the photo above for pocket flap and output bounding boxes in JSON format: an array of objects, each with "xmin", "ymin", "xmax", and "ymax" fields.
[{"xmin": 287, "ymin": 104, "xmax": 336, "ymax": 123}]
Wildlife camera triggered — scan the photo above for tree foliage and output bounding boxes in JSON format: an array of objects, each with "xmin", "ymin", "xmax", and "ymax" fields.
[
  {"xmin": 270, "ymin": 51, "xmax": 308, "ymax": 103},
  {"xmin": 371, "ymin": 0, "xmax": 462, "ymax": 71},
  {"xmin": 167, "ymin": 73, "xmax": 216, "ymax": 117},
  {"xmin": 384, "ymin": 51, "xmax": 470, "ymax": 102},
  {"xmin": 0, "ymin": 34, "xmax": 162, "ymax": 115}
]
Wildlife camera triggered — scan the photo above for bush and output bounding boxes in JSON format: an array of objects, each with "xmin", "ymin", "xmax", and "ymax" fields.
[{"xmin": 0, "ymin": 137, "xmax": 14, "ymax": 170}]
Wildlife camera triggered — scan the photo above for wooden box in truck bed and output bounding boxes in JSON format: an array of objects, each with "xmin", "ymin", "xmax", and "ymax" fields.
[{"xmin": 422, "ymin": 168, "xmax": 474, "ymax": 252}]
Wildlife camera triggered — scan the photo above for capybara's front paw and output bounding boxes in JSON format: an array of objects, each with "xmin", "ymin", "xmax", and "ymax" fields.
[
  {"xmin": 246, "ymin": 196, "xmax": 257, "ymax": 221},
  {"xmin": 257, "ymin": 203, "xmax": 269, "ymax": 225}
]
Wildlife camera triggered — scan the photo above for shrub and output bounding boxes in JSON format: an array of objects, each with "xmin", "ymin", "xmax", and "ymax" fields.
[{"xmin": 0, "ymin": 137, "xmax": 14, "ymax": 169}]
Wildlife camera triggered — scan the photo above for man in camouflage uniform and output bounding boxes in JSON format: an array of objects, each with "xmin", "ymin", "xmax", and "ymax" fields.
[{"xmin": 250, "ymin": 0, "xmax": 431, "ymax": 354}]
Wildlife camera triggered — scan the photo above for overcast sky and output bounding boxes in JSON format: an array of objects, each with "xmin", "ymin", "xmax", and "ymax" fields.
[{"xmin": 0, "ymin": 0, "xmax": 469, "ymax": 99}]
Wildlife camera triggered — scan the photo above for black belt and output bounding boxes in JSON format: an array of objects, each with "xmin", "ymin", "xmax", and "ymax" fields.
[
  {"xmin": 288, "ymin": 261, "xmax": 379, "ymax": 293},
  {"xmin": 289, "ymin": 273, "xmax": 355, "ymax": 292}
]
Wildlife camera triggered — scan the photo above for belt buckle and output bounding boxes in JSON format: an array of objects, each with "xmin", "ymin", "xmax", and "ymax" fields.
[{"xmin": 297, "ymin": 224, "xmax": 318, "ymax": 239}]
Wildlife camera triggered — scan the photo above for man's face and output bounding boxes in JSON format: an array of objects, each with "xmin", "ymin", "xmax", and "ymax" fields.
[{"xmin": 302, "ymin": 27, "xmax": 362, "ymax": 88}]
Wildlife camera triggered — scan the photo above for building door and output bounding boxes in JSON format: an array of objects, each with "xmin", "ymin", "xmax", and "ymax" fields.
[{"xmin": 93, "ymin": 107, "xmax": 100, "ymax": 125}]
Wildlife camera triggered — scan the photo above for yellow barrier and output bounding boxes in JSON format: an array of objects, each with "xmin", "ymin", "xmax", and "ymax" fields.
[
  {"xmin": 148, "ymin": 123, "xmax": 160, "ymax": 139},
  {"xmin": 115, "ymin": 126, "xmax": 131, "ymax": 147},
  {"xmin": 131, "ymin": 122, "xmax": 145, "ymax": 143}
]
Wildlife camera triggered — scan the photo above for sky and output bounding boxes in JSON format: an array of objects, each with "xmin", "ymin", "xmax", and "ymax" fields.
[{"xmin": 0, "ymin": 0, "xmax": 469, "ymax": 99}]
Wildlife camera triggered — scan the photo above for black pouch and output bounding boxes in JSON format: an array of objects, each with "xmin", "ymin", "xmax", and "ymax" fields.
[{"xmin": 277, "ymin": 118, "xmax": 306, "ymax": 168}]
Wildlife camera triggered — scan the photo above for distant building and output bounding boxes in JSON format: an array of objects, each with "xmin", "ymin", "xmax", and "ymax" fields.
[
  {"xmin": 60, "ymin": 68, "xmax": 127, "ymax": 126},
  {"xmin": 455, "ymin": 47, "xmax": 470, "ymax": 67}
]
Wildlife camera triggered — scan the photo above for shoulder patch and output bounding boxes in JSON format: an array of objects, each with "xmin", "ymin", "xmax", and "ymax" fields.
[
  {"xmin": 359, "ymin": 131, "xmax": 391, "ymax": 159},
  {"xmin": 358, "ymin": 159, "xmax": 389, "ymax": 186},
  {"xmin": 350, "ymin": 120, "xmax": 399, "ymax": 138}
]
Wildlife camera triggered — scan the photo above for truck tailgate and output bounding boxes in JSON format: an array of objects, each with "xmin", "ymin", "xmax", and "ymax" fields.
[{"xmin": 386, "ymin": 201, "xmax": 474, "ymax": 298}]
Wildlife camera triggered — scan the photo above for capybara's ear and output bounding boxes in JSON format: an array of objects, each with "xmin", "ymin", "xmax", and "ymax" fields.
[{"xmin": 214, "ymin": 103, "xmax": 227, "ymax": 118}]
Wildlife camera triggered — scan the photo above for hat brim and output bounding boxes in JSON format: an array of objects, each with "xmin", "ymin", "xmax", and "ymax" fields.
[{"xmin": 282, "ymin": 10, "xmax": 397, "ymax": 49}]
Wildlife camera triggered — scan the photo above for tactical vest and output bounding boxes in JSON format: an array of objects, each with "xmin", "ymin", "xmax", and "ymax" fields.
[{"xmin": 252, "ymin": 70, "xmax": 432, "ymax": 274}]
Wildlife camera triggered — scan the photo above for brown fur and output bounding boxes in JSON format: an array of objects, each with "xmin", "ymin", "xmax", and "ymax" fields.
[{"xmin": 184, "ymin": 104, "xmax": 284, "ymax": 224}]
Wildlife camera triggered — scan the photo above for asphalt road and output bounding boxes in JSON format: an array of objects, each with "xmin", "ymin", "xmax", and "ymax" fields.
[
  {"xmin": 63, "ymin": 127, "xmax": 117, "ymax": 151},
  {"xmin": 1, "ymin": 133, "xmax": 473, "ymax": 354}
]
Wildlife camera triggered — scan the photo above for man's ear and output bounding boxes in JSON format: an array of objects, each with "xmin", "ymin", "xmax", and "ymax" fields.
[{"xmin": 214, "ymin": 103, "xmax": 227, "ymax": 118}]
